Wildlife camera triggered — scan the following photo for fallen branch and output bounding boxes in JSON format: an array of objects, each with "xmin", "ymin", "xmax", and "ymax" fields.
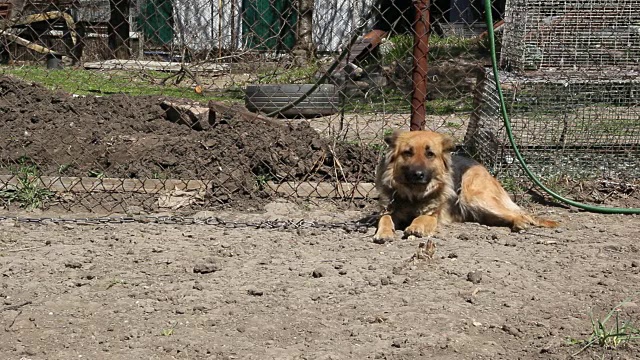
[{"xmin": 1, "ymin": 301, "xmax": 32, "ymax": 313}]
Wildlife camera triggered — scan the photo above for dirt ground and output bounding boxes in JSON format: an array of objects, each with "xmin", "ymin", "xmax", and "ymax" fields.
[
  {"xmin": 1, "ymin": 201, "xmax": 640, "ymax": 360},
  {"xmin": 0, "ymin": 76, "xmax": 378, "ymax": 208}
]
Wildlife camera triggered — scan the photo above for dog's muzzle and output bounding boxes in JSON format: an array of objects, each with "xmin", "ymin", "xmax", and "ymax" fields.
[{"xmin": 406, "ymin": 168, "xmax": 431, "ymax": 184}]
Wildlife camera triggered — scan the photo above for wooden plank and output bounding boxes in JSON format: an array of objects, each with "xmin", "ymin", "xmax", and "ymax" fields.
[
  {"xmin": 83, "ymin": 59, "xmax": 230, "ymax": 73},
  {"xmin": 0, "ymin": 176, "xmax": 210, "ymax": 194},
  {"xmin": 0, "ymin": 175, "xmax": 379, "ymax": 199},
  {"xmin": 265, "ymin": 181, "xmax": 378, "ymax": 199}
]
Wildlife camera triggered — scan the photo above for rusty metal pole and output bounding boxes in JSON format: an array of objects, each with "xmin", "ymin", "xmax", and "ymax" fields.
[{"xmin": 410, "ymin": 0, "xmax": 431, "ymax": 131}]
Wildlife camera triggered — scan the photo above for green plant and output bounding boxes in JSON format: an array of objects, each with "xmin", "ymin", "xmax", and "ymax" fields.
[
  {"xmin": 381, "ymin": 35, "xmax": 414, "ymax": 65},
  {"xmin": 160, "ymin": 321, "xmax": 178, "ymax": 336},
  {"xmin": 88, "ymin": 170, "xmax": 106, "ymax": 179},
  {"xmin": 58, "ymin": 164, "xmax": 72, "ymax": 174},
  {"xmin": 0, "ymin": 160, "xmax": 52, "ymax": 210},
  {"xmin": 571, "ymin": 300, "xmax": 640, "ymax": 356},
  {"xmin": 255, "ymin": 174, "xmax": 273, "ymax": 190}
]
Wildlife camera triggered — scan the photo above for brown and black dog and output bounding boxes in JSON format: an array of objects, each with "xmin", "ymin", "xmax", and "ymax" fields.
[{"xmin": 374, "ymin": 130, "xmax": 558, "ymax": 242}]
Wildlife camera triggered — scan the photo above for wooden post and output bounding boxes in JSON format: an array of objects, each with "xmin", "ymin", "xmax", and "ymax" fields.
[
  {"xmin": 410, "ymin": 0, "xmax": 430, "ymax": 131},
  {"xmin": 108, "ymin": 0, "xmax": 131, "ymax": 59}
]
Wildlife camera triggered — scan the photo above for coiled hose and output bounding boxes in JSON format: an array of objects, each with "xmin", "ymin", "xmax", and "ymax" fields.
[{"xmin": 483, "ymin": 0, "xmax": 640, "ymax": 214}]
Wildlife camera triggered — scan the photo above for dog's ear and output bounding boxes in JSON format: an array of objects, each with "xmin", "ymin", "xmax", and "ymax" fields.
[
  {"xmin": 441, "ymin": 134, "xmax": 456, "ymax": 153},
  {"xmin": 384, "ymin": 130, "xmax": 402, "ymax": 148}
]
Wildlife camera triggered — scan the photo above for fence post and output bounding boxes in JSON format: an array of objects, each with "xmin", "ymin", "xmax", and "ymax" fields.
[{"xmin": 410, "ymin": 0, "xmax": 430, "ymax": 131}]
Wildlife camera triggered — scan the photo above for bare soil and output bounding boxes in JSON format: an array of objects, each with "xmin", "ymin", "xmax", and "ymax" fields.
[
  {"xmin": 1, "ymin": 203, "xmax": 639, "ymax": 359},
  {"xmin": 0, "ymin": 76, "xmax": 377, "ymax": 208}
]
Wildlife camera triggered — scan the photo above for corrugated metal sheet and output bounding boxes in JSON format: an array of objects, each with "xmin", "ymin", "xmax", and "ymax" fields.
[{"xmin": 171, "ymin": 0, "xmax": 375, "ymax": 52}]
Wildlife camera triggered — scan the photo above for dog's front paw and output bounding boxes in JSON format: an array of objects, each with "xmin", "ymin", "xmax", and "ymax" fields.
[
  {"xmin": 403, "ymin": 225, "xmax": 433, "ymax": 238},
  {"xmin": 373, "ymin": 228, "xmax": 395, "ymax": 244},
  {"xmin": 403, "ymin": 215, "xmax": 438, "ymax": 238}
]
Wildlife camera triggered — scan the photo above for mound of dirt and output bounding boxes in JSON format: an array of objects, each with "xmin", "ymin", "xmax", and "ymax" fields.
[{"xmin": 0, "ymin": 76, "xmax": 379, "ymax": 206}]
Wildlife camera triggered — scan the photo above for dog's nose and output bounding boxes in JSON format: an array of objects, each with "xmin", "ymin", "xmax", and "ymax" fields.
[{"xmin": 412, "ymin": 170, "xmax": 427, "ymax": 182}]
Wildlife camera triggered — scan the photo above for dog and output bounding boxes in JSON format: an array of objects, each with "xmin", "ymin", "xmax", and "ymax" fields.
[{"xmin": 373, "ymin": 130, "xmax": 558, "ymax": 242}]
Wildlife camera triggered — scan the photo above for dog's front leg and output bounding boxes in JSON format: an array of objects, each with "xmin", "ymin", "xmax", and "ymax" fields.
[
  {"xmin": 373, "ymin": 214, "xmax": 396, "ymax": 243},
  {"xmin": 404, "ymin": 214, "xmax": 438, "ymax": 238}
]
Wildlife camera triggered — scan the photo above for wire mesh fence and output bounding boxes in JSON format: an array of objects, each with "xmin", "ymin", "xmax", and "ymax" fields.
[{"xmin": 0, "ymin": 0, "xmax": 637, "ymax": 214}]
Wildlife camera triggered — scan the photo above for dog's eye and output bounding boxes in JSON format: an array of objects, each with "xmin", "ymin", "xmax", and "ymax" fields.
[
  {"xmin": 401, "ymin": 149, "xmax": 413, "ymax": 157},
  {"xmin": 425, "ymin": 150, "xmax": 436, "ymax": 158}
]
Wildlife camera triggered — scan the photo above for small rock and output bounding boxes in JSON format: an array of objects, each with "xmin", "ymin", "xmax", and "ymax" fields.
[
  {"xmin": 193, "ymin": 282, "xmax": 204, "ymax": 291},
  {"xmin": 193, "ymin": 305, "xmax": 207, "ymax": 313},
  {"xmin": 338, "ymin": 269, "xmax": 348, "ymax": 275},
  {"xmin": 380, "ymin": 276, "xmax": 390, "ymax": 286},
  {"xmin": 373, "ymin": 237, "xmax": 387, "ymax": 244},
  {"xmin": 631, "ymin": 260, "xmax": 639, "ymax": 268},
  {"xmin": 312, "ymin": 265, "xmax": 333, "ymax": 278},
  {"xmin": 467, "ymin": 271, "xmax": 483, "ymax": 284},
  {"xmin": 458, "ymin": 233, "xmax": 471, "ymax": 241},
  {"xmin": 504, "ymin": 239, "xmax": 517, "ymax": 247},
  {"xmin": 502, "ymin": 324, "xmax": 521, "ymax": 337},
  {"xmin": 391, "ymin": 338, "xmax": 406, "ymax": 348},
  {"xmin": 247, "ymin": 288, "xmax": 264, "ymax": 296},
  {"xmin": 64, "ymin": 260, "xmax": 83, "ymax": 269},
  {"xmin": 193, "ymin": 261, "xmax": 221, "ymax": 274},
  {"xmin": 447, "ymin": 252, "xmax": 458, "ymax": 259},
  {"xmin": 368, "ymin": 264, "xmax": 377, "ymax": 271}
]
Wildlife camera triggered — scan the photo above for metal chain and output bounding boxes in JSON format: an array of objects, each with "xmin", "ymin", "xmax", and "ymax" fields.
[{"xmin": 0, "ymin": 215, "xmax": 373, "ymax": 233}]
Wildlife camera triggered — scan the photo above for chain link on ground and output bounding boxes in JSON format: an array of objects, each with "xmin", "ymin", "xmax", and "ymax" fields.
[{"xmin": 0, "ymin": 214, "xmax": 374, "ymax": 233}]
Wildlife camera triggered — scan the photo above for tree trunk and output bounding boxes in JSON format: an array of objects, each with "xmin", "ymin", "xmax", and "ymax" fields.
[
  {"xmin": 108, "ymin": 0, "xmax": 130, "ymax": 59},
  {"xmin": 295, "ymin": 0, "xmax": 314, "ymax": 57}
]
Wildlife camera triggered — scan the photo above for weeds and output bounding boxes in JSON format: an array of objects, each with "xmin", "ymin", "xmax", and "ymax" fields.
[
  {"xmin": 0, "ymin": 160, "xmax": 52, "ymax": 210},
  {"xmin": 571, "ymin": 299, "xmax": 640, "ymax": 357},
  {"xmin": 88, "ymin": 170, "xmax": 106, "ymax": 179}
]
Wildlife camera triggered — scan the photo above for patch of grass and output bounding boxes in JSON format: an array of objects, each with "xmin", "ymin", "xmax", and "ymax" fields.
[
  {"xmin": 344, "ymin": 88, "xmax": 473, "ymax": 115},
  {"xmin": 571, "ymin": 299, "xmax": 640, "ymax": 357},
  {"xmin": 381, "ymin": 34, "xmax": 479, "ymax": 65},
  {"xmin": 256, "ymin": 62, "xmax": 320, "ymax": 84},
  {"xmin": 381, "ymin": 35, "xmax": 414, "ymax": 65},
  {"xmin": 0, "ymin": 159, "xmax": 52, "ymax": 210},
  {"xmin": 1, "ymin": 65, "xmax": 243, "ymax": 103}
]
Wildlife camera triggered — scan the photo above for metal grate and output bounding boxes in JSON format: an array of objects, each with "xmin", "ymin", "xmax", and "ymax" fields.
[{"xmin": 501, "ymin": 0, "xmax": 640, "ymax": 71}]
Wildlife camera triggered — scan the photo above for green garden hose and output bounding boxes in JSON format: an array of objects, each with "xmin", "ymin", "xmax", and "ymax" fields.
[{"xmin": 482, "ymin": 0, "xmax": 640, "ymax": 214}]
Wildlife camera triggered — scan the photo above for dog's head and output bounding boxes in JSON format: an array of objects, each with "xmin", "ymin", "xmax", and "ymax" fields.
[{"xmin": 383, "ymin": 130, "xmax": 455, "ymax": 187}]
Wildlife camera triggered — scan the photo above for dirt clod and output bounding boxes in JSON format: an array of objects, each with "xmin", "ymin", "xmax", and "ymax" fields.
[
  {"xmin": 312, "ymin": 265, "xmax": 334, "ymax": 278},
  {"xmin": 247, "ymin": 288, "xmax": 264, "ymax": 296},
  {"xmin": 64, "ymin": 260, "xmax": 83, "ymax": 269},
  {"xmin": 193, "ymin": 261, "xmax": 221, "ymax": 274},
  {"xmin": 467, "ymin": 271, "xmax": 483, "ymax": 284}
]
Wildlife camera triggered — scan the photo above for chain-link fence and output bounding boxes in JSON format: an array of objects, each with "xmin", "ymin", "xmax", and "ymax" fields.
[{"xmin": 0, "ymin": 0, "xmax": 637, "ymax": 213}]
